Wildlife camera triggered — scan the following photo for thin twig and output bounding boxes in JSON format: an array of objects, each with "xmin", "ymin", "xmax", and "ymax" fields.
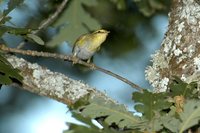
[
  {"xmin": 0, "ymin": 45, "xmax": 144, "ymax": 92},
  {"xmin": 17, "ymin": 0, "xmax": 69, "ymax": 49},
  {"xmin": 34, "ymin": 0, "xmax": 69, "ymax": 33}
]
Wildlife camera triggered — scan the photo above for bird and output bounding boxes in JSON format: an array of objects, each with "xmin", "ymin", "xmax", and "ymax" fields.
[{"xmin": 72, "ymin": 29, "xmax": 110, "ymax": 63}]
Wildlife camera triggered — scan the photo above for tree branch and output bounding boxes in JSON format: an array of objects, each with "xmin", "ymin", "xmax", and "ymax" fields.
[
  {"xmin": 0, "ymin": 45, "xmax": 144, "ymax": 92},
  {"xmin": 6, "ymin": 55, "xmax": 115, "ymax": 106},
  {"xmin": 17, "ymin": 0, "xmax": 69, "ymax": 49},
  {"xmin": 36, "ymin": 0, "xmax": 69, "ymax": 33}
]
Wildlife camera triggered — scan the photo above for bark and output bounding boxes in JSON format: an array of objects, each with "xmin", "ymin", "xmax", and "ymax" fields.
[
  {"xmin": 7, "ymin": 55, "xmax": 114, "ymax": 106},
  {"xmin": 145, "ymin": 0, "xmax": 200, "ymax": 92}
]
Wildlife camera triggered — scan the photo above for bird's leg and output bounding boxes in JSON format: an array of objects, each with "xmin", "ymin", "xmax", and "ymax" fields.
[
  {"xmin": 87, "ymin": 58, "xmax": 96, "ymax": 70},
  {"xmin": 87, "ymin": 58, "xmax": 91, "ymax": 63},
  {"xmin": 90, "ymin": 63, "xmax": 95, "ymax": 70},
  {"xmin": 72, "ymin": 53, "xmax": 79, "ymax": 65}
]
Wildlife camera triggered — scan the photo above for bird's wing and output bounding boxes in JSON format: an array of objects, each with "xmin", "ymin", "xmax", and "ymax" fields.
[{"xmin": 72, "ymin": 34, "xmax": 87, "ymax": 53}]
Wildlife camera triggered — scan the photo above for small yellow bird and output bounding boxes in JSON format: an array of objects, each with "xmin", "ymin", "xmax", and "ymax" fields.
[{"xmin": 72, "ymin": 29, "xmax": 110, "ymax": 63}]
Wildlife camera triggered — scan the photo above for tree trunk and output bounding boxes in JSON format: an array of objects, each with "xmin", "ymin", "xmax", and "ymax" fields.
[{"xmin": 145, "ymin": 0, "xmax": 200, "ymax": 92}]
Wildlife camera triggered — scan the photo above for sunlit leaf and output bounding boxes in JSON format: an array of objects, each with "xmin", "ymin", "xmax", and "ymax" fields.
[
  {"xmin": 73, "ymin": 96, "xmax": 141, "ymax": 129},
  {"xmin": 162, "ymin": 117, "xmax": 180, "ymax": 132},
  {"xmin": 179, "ymin": 100, "xmax": 200, "ymax": 133},
  {"xmin": 64, "ymin": 113, "xmax": 118, "ymax": 133},
  {"xmin": 133, "ymin": 89, "xmax": 171, "ymax": 120},
  {"xmin": 27, "ymin": 34, "xmax": 44, "ymax": 45}
]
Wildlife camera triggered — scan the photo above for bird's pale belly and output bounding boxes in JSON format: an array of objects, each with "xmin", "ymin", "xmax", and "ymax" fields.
[{"xmin": 73, "ymin": 46, "xmax": 95, "ymax": 60}]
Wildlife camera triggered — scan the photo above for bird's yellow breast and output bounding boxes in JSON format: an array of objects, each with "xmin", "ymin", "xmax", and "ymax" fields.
[{"xmin": 87, "ymin": 34, "xmax": 108, "ymax": 51}]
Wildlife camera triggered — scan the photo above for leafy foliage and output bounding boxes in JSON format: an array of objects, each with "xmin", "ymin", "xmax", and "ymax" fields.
[
  {"xmin": 26, "ymin": 34, "xmax": 44, "ymax": 45},
  {"xmin": 68, "ymin": 78, "xmax": 200, "ymax": 133},
  {"xmin": 132, "ymin": 79, "xmax": 200, "ymax": 132},
  {"xmin": 133, "ymin": 0, "xmax": 170, "ymax": 16},
  {"xmin": 179, "ymin": 100, "xmax": 200, "ymax": 133},
  {"xmin": 47, "ymin": 0, "xmax": 100, "ymax": 47},
  {"xmin": 64, "ymin": 113, "xmax": 120, "ymax": 133},
  {"xmin": 0, "ymin": 0, "xmax": 26, "ymax": 35},
  {"xmin": 0, "ymin": 25, "xmax": 31, "ymax": 36},
  {"xmin": 159, "ymin": 112, "xmax": 180, "ymax": 133},
  {"xmin": 133, "ymin": 89, "xmax": 171, "ymax": 120},
  {"xmin": 0, "ymin": 54, "xmax": 23, "ymax": 87},
  {"xmin": 72, "ymin": 97, "xmax": 141, "ymax": 130},
  {"xmin": 0, "ymin": 0, "xmax": 45, "ymax": 45},
  {"xmin": 169, "ymin": 77, "xmax": 199, "ymax": 99},
  {"xmin": 0, "ymin": 0, "xmax": 25, "ymax": 24},
  {"xmin": 3, "ymin": 0, "xmax": 24, "ymax": 17},
  {"xmin": 0, "ymin": 25, "xmax": 44, "ymax": 45}
]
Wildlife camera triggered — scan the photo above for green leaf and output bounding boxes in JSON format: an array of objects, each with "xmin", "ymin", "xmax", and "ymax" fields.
[
  {"xmin": 169, "ymin": 77, "xmax": 198, "ymax": 99},
  {"xmin": 65, "ymin": 113, "xmax": 119, "ymax": 133},
  {"xmin": 133, "ymin": 0, "xmax": 168, "ymax": 16},
  {"xmin": 0, "ymin": 54, "xmax": 23, "ymax": 87},
  {"xmin": 64, "ymin": 114, "xmax": 101, "ymax": 133},
  {"xmin": 133, "ymin": 90, "xmax": 171, "ymax": 120},
  {"xmin": 0, "ymin": 61, "xmax": 22, "ymax": 80},
  {"xmin": 179, "ymin": 100, "xmax": 200, "ymax": 133},
  {"xmin": 27, "ymin": 34, "xmax": 44, "ymax": 45},
  {"xmin": 47, "ymin": 0, "xmax": 100, "ymax": 47},
  {"xmin": 0, "ymin": 74, "xmax": 12, "ymax": 85},
  {"xmin": 0, "ymin": 25, "xmax": 32, "ymax": 36},
  {"xmin": 3, "ymin": 0, "xmax": 24, "ymax": 16},
  {"xmin": 0, "ymin": 0, "xmax": 24, "ymax": 24},
  {"xmin": 161, "ymin": 114, "xmax": 180, "ymax": 133},
  {"xmin": 132, "ymin": 108, "xmax": 179, "ymax": 132},
  {"xmin": 0, "ymin": 53, "xmax": 13, "ymax": 66},
  {"xmin": 74, "ymin": 96, "xmax": 141, "ymax": 129},
  {"xmin": 131, "ymin": 117, "xmax": 163, "ymax": 132}
]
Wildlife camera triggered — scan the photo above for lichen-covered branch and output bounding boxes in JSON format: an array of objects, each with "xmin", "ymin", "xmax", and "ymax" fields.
[
  {"xmin": 145, "ymin": 0, "xmax": 200, "ymax": 92},
  {"xmin": 6, "ymin": 55, "xmax": 114, "ymax": 106},
  {"xmin": 0, "ymin": 45, "xmax": 143, "ymax": 91}
]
